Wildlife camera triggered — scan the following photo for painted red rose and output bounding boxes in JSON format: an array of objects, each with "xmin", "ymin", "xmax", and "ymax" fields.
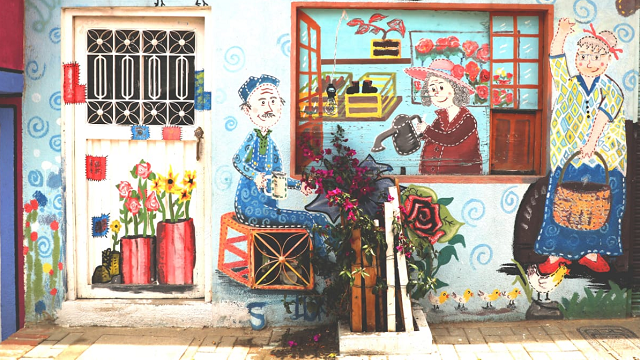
[
  {"xmin": 58, "ymin": 262, "xmax": 63, "ymax": 270},
  {"xmin": 452, "ymin": 64, "xmax": 465, "ymax": 80},
  {"xmin": 476, "ymin": 43, "xmax": 490, "ymax": 62},
  {"xmin": 145, "ymin": 191, "xmax": 160, "ymax": 212},
  {"xmin": 50, "ymin": 288, "xmax": 57, "ymax": 296},
  {"xmin": 415, "ymin": 38, "xmax": 434, "ymax": 54},
  {"xmin": 465, "ymin": 61, "xmax": 480, "ymax": 82},
  {"xmin": 118, "ymin": 181, "xmax": 133, "ymax": 198},
  {"xmin": 479, "ymin": 69, "xmax": 491, "ymax": 83},
  {"xmin": 125, "ymin": 197, "xmax": 142, "ymax": 216},
  {"xmin": 403, "ymin": 195, "xmax": 445, "ymax": 244},
  {"xmin": 24, "ymin": 203, "xmax": 32, "ymax": 213},
  {"xmin": 414, "ymin": 80, "xmax": 422, "ymax": 91},
  {"xmin": 30, "ymin": 199, "xmax": 39, "ymax": 212},
  {"xmin": 49, "ymin": 269, "xmax": 54, "ymax": 275},
  {"xmin": 506, "ymin": 92, "xmax": 514, "ymax": 104},
  {"xmin": 30, "ymin": 231, "xmax": 38, "ymax": 242},
  {"xmin": 23, "ymin": 246, "xmax": 29, "ymax": 256},
  {"xmin": 492, "ymin": 89, "xmax": 502, "ymax": 105},
  {"xmin": 447, "ymin": 36, "xmax": 460, "ymax": 48},
  {"xmin": 493, "ymin": 75, "xmax": 500, "ymax": 81},
  {"xmin": 136, "ymin": 162, "xmax": 152, "ymax": 179},
  {"xmin": 436, "ymin": 37, "xmax": 448, "ymax": 51},
  {"xmin": 476, "ymin": 85, "xmax": 489, "ymax": 99},
  {"xmin": 50, "ymin": 220, "xmax": 59, "ymax": 231},
  {"xmin": 462, "ymin": 40, "xmax": 479, "ymax": 57}
]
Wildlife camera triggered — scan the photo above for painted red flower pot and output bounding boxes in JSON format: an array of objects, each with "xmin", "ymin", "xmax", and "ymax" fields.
[
  {"xmin": 121, "ymin": 236, "xmax": 156, "ymax": 284},
  {"xmin": 156, "ymin": 218, "xmax": 196, "ymax": 284}
]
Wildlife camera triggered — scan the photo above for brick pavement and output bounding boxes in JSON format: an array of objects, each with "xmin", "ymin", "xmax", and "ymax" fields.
[{"xmin": 0, "ymin": 318, "xmax": 639, "ymax": 359}]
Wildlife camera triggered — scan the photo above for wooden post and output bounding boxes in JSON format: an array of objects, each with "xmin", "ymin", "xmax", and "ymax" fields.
[
  {"xmin": 384, "ymin": 202, "xmax": 397, "ymax": 331},
  {"xmin": 350, "ymin": 229, "xmax": 363, "ymax": 332}
]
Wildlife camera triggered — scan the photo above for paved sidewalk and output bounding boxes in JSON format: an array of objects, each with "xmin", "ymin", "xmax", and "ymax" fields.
[{"xmin": 1, "ymin": 317, "xmax": 639, "ymax": 359}]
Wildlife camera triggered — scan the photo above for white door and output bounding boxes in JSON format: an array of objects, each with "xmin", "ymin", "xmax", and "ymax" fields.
[{"xmin": 63, "ymin": 8, "xmax": 211, "ymax": 299}]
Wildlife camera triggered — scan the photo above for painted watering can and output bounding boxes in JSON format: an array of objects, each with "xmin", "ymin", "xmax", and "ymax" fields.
[{"xmin": 371, "ymin": 114, "xmax": 423, "ymax": 155}]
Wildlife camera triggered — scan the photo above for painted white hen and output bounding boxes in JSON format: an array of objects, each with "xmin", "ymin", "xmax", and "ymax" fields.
[
  {"xmin": 526, "ymin": 264, "xmax": 569, "ymax": 302},
  {"xmin": 451, "ymin": 289, "xmax": 473, "ymax": 310}
]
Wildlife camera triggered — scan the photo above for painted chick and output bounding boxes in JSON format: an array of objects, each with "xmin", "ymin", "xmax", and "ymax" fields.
[
  {"xmin": 451, "ymin": 289, "xmax": 473, "ymax": 310},
  {"xmin": 478, "ymin": 289, "xmax": 501, "ymax": 309},
  {"xmin": 527, "ymin": 264, "xmax": 569, "ymax": 302},
  {"xmin": 502, "ymin": 288, "xmax": 522, "ymax": 308},
  {"xmin": 428, "ymin": 291, "xmax": 449, "ymax": 310}
]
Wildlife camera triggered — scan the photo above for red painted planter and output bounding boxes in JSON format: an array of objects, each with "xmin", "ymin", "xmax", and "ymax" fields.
[
  {"xmin": 121, "ymin": 236, "xmax": 155, "ymax": 284},
  {"xmin": 156, "ymin": 218, "xmax": 196, "ymax": 284}
]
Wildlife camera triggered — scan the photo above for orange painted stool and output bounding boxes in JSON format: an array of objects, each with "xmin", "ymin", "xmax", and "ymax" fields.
[{"xmin": 218, "ymin": 212, "xmax": 314, "ymax": 290}]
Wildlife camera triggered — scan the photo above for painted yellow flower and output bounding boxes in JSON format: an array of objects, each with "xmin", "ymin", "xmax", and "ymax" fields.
[
  {"xmin": 182, "ymin": 170, "xmax": 197, "ymax": 191},
  {"xmin": 110, "ymin": 220, "xmax": 122, "ymax": 234},
  {"xmin": 150, "ymin": 174, "xmax": 165, "ymax": 193},
  {"xmin": 178, "ymin": 187, "xmax": 191, "ymax": 203},
  {"xmin": 165, "ymin": 166, "xmax": 180, "ymax": 194},
  {"xmin": 43, "ymin": 263, "xmax": 53, "ymax": 274}
]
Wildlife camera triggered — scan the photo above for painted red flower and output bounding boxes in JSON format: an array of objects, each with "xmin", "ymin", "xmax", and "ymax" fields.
[
  {"xmin": 50, "ymin": 288, "xmax": 57, "ymax": 296},
  {"xmin": 49, "ymin": 269, "xmax": 54, "ymax": 275},
  {"xmin": 30, "ymin": 199, "xmax": 39, "ymax": 212},
  {"xmin": 23, "ymin": 246, "xmax": 29, "ymax": 256},
  {"xmin": 476, "ymin": 43, "xmax": 490, "ymax": 62},
  {"xmin": 414, "ymin": 80, "xmax": 422, "ymax": 91},
  {"xmin": 462, "ymin": 40, "xmax": 479, "ymax": 57},
  {"xmin": 465, "ymin": 61, "xmax": 480, "ymax": 82},
  {"xmin": 403, "ymin": 195, "xmax": 445, "ymax": 244},
  {"xmin": 118, "ymin": 181, "xmax": 133, "ymax": 198},
  {"xmin": 145, "ymin": 191, "xmax": 160, "ymax": 212},
  {"xmin": 50, "ymin": 220, "xmax": 59, "ymax": 231},
  {"xmin": 506, "ymin": 92, "xmax": 514, "ymax": 104},
  {"xmin": 451, "ymin": 64, "xmax": 465, "ymax": 80},
  {"xmin": 415, "ymin": 38, "xmax": 434, "ymax": 54},
  {"xmin": 125, "ymin": 197, "xmax": 142, "ymax": 216},
  {"xmin": 492, "ymin": 89, "xmax": 502, "ymax": 105},
  {"xmin": 136, "ymin": 162, "xmax": 152, "ymax": 179},
  {"xmin": 58, "ymin": 262, "xmax": 63, "ymax": 270},
  {"xmin": 26, "ymin": 221, "xmax": 30, "ymax": 228},
  {"xmin": 476, "ymin": 85, "xmax": 489, "ymax": 99},
  {"xmin": 479, "ymin": 69, "xmax": 491, "ymax": 83},
  {"xmin": 435, "ymin": 37, "xmax": 448, "ymax": 51},
  {"xmin": 24, "ymin": 202, "xmax": 32, "ymax": 213},
  {"xmin": 447, "ymin": 36, "xmax": 460, "ymax": 48},
  {"xmin": 30, "ymin": 232, "xmax": 38, "ymax": 242}
]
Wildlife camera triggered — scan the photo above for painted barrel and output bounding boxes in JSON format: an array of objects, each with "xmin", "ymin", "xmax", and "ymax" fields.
[
  {"xmin": 121, "ymin": 236, "xmax": 155, "ymax": 284},
  {"xmin": 156, "ymin": 218, "xmax": 196, "ymax": 284}
]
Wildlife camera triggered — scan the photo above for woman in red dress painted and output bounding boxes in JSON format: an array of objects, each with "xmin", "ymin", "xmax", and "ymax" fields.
[{"xmin": 405, "ymin": 59, "xmax": 482, "ymax": 175}]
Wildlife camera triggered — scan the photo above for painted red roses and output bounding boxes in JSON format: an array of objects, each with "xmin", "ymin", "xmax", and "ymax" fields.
[{"xmin": 403, "ymin": 195, "xmax": 445, "ymax": 244}]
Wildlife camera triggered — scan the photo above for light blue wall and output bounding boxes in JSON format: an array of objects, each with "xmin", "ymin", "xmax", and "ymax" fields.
[{"xmin": 22, "ymin": 0, "xmax": 639, "ymax": 324}]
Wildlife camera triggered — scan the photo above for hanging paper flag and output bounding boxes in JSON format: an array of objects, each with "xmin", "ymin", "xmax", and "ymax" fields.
[
  {"xmin": 63, "ymin": 62, "xmax": 86, "ymax": 104},
  {"xmin": 85, "ymin": 155, "xmax": 107, "ymax": 181}
]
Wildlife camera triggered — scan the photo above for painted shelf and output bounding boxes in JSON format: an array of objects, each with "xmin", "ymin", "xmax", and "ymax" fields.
[{"xmin": 321, "ymin": 58, "xmax": 412, "ymax": 65}]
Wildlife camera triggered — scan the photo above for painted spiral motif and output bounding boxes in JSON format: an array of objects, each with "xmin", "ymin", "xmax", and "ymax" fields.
[
  {"xmin": 469, "ymin": 244, "xmax": 493, "ymax": 270},
  {"xmin": 27, "ymin": 116, "xmax": 49, "ymax": 139},
  {"xmin": 223, "ymin": 46, "xmax": 245, "ymax": 73},
  {"xmin": 614, "ymin": 23, "xmax": 635, "ymax": 43},
  {"xmin": 461, "ymin": 199, "xmax": 486, "ymax": 227},
  {"xmin": 573, "ymin": 0, "xmax": 597, "ymax": 24},
  {"xmin": 224, "ymin": 116, "xmax": 238, "ymax": 131},
  {"xmin": 49, "ymin": 91, "xmax": 61, "ymax": 110},
  {"xmin": 37, "ymin": 235, "xmax": 53, "ymax": 257},
  {"xmin": 277, "ymin": 33, "xmax": 291, "ymax": 57},
  {"xmin": 215, "ymin": 89, "xmax": 227, "ymax": 104},
  {"xmin": 622, "ymin": 70, "xmax": 638, "ymax": 91},
  {"xmin": 500, "ymin": 186, "xmax": 520, "ymax": 214},
  {"xmin": 26, "ymin": 60, "xmax": 46, "ymax": 80},
  {"xmin": 49, "ymin": 27, "xmax": 61, "ymax": 44},
  {"xmin": 215, "ymin": 165, "xmax": 234, "ymax": 191},
  {"xmin": 28, "ymin": 170, "xmax": 44, "ymax": 187},
  {"xmin": 49, "ymin": 135, "xmax": 61, "ymax": 152}
]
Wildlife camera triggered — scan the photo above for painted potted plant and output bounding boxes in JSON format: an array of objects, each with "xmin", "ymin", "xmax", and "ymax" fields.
[
  {"xmin": 298, "ymin": 125, "xmax": 394, "ymax": 330},
  {"xmin": 116, "ymin": 159, "xmax": 159, "ymax": 284},
  {"xmin": 347, "ymin": 13, "xmax": 406, "ymax": 58},
  {"xmin": 152, "ymin": 166, "xmax": 197, "ymax": 285}
]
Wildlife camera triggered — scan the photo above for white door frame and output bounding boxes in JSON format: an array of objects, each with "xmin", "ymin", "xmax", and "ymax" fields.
[{"xmin": 61, "ymin": 7, "xmax": 213, "ymax": 302}]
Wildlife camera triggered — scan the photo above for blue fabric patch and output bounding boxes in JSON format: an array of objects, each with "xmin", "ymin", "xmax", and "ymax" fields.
[
  {"xmin": 33, "ymin": 190, "xmax": 48, "ymax": 208},
  {"xmin": 92, "ymin": 214, "xmax": 109, "ymax": 238},
  {"xmin": 131, "ymin": 125, "xmax": 150, "ymax": 140},
  {"xmin": 195, "ymin": 70, "xmax": 211, "ymax": 111}
]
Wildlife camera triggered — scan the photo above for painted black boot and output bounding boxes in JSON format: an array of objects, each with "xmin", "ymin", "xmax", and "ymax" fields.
[
  {"xmin": 346, "ymin": 81, "xmax": 359, "ymax": 94},
  {"xmin": 362, "ymin": 80, "xmax": 378, "ymax": 93}
]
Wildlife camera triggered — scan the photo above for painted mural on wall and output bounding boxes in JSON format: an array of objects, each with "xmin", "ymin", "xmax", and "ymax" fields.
[{"xmin": 510, "ymin": 18, "xmax": 629, "ymax": 320}]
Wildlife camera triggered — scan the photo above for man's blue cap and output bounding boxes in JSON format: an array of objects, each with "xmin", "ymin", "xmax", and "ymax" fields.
[{"xmin": 238, "ymin": 74, "xmax": 280, "ymax": 103}]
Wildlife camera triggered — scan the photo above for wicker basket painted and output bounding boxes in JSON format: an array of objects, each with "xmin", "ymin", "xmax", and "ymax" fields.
[{"xmin": 552, "ymin": 151, "xmax": 611, "ymax": 231}]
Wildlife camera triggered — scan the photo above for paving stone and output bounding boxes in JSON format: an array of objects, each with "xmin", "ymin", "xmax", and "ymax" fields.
[
  {"xmin": 546, "ymin": 351, "xmax": 587, "ymax": 360},
  {"xmin": 531, "ymin": 333, "xmax": 553, "ymax": 342},
  {"xmin": 75, "ymin": 334, "xmax": 193, "ymax": 360},
  {"xmin": 453, "ymin": 343, "xmax": 490, "ymax": 353},
  {"xmin": 507, "ymin": 351, "xmax": 532, "ymax": 360},
  {"xmin": 213, "ymin": 336, "xmax": 236, "ymax": 356},
  {"xmin": 462, "ymin": 328, "xmax": 484, "ymax": 344},
  {"xmin": 447, "ymin": 328, "xmax": 466, "ymax": 337},
  {"xmin": 193, "ymin": 353, "xmax": 228, "ymax": 360},
  {"xmin": 23, "ymin": 340, "xmax": 64, "ymax": 358},
  {"xmin": 227, "ymin": 342, "xmax": 250, "ymax": 360},
  {"xmin": 430, "ymin": 328, "xmax": 449, "ymax": 336},
  {"xmin": 436, "ymin": 344, "xmax": 458, "ymax": 359},
  {"xmin": 549, "ymin": 334, "xmax": 579, "ymax": 351},
  {"xmin": 53, "ymin": 333, "xmax": 84, "ymax": 348},
  {"xmin": 486, "ymin": 340, "xmax": 509, "ymax": 352},
  {"xmin": 198, "ymin": 335, "xmax": 222, "ymax": 353},
  {"xmin": 479, "ymin": 327, "xmax": 514, "ymax": 336},
  {"xmin": 44, "ymin": 329, "xmax": 70, "ymax": 342},
  {"xmin": 433, "ymin": 335, "xmax": 469, "ymax": 344},
  {"xmin": 501, "ymin": 333, "xmax": 535, "ymax": 343},
  {"xmin": 179, "ymin": 338, "xmax": 204, "ymax": 360},
  {"xmin": 475, "ymin": 351, "xmax": 514, "ymax": 359},
  {"xmin": 542, "ymin": 325, "xmax": 563, "ymax": 335},
  {"xmin": 522, "ymin": 341, "xmax": 561, "ymax": 353},
  {"xmin": 529, "ymin": 352, "xmax": 553, "ymax": 360},
  {"xmin": 527, "ymin": 326, "xmax": 548, "ymax": 337},
  {"xmin": 0, "ymin": 339, "xmax": 43, "ymax": 346}
]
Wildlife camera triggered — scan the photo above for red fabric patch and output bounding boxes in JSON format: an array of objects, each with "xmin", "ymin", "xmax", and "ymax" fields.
[
  {"xmin": 86, "ymin": 155, "xmax": 107, "ymax": 181},
  {"xmin": 63, "ymin": 62, "xmax": 86, "ymax": 104},
  {"xmin": 162, "ymin": 126, "xmax": 182, "ymax": 140}
]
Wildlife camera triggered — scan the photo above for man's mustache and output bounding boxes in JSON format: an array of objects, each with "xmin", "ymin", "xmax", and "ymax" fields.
[{"xmin": 261, "ymin": 111, "xmax": 275, "ymax": 118}]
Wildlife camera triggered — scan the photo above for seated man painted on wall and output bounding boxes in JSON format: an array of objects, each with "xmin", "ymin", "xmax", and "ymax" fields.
[
  {"xmin": 232, "ymin": 74, "xmax": 331, "ymax": 250},
  {"xmin": 405, "ymin": 59, "xmax": 483, "ymax": 175},
  {"xmin": 535, "ymin": 19, "xmax": 627, "ymax": 274}
]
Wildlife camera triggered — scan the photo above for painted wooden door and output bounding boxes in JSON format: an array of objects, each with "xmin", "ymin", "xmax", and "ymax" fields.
[{"xmin": 71, "ymin": 13, "xmax": 209, "ymax": 299}]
